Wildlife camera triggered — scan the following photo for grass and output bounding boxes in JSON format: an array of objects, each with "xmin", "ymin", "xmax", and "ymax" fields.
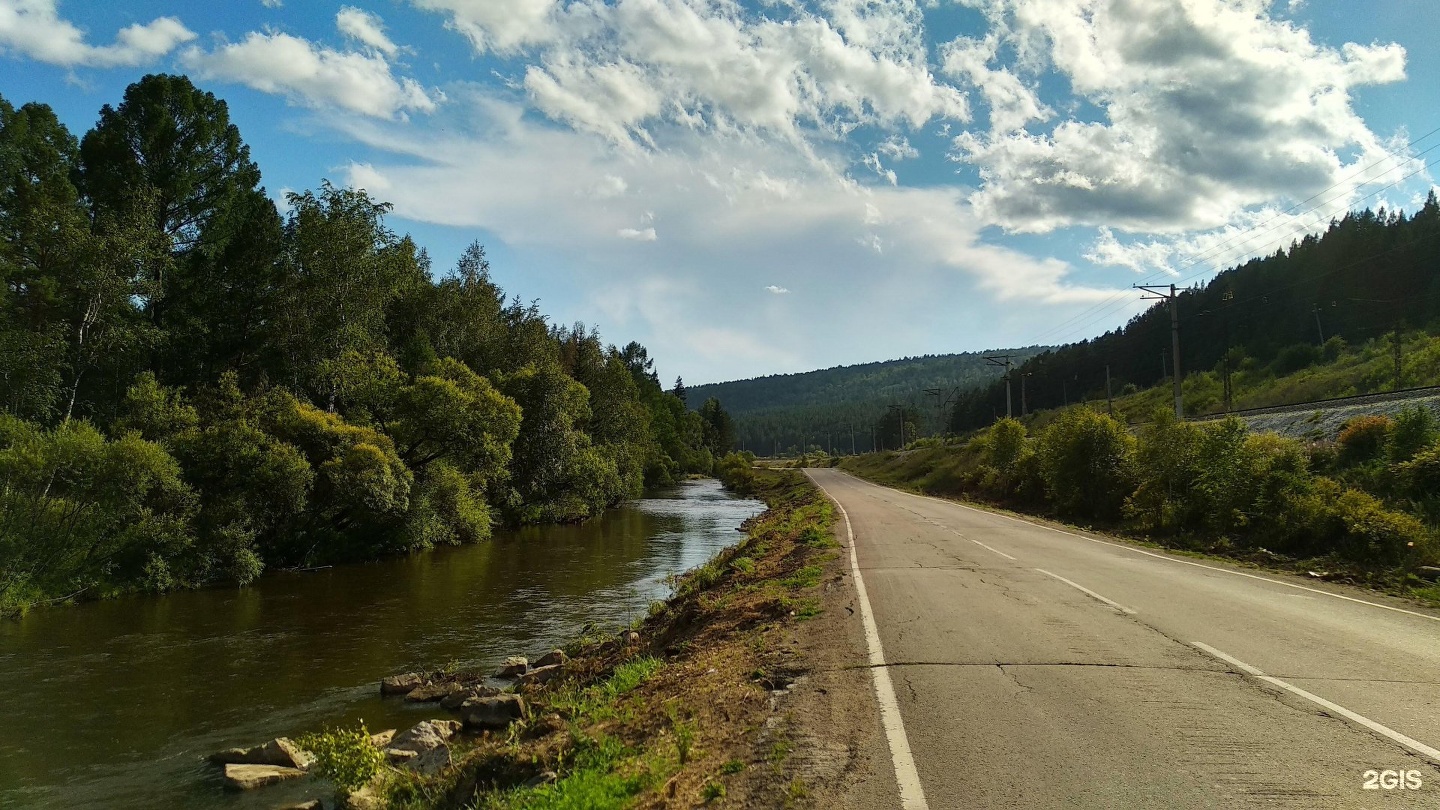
[{"xmin": 368, "ymin": 466, "xmax": 844, "ymax": 809}]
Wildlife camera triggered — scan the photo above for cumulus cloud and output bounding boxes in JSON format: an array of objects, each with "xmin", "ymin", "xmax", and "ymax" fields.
[
  {"xmin": 766, "ymin": 285, "xmax": 790, "ymax": 294},
  {"xmin": 949, "ymin": 0, "xmax": 1413, "ymax": 235},
  {"xmin": 412, "ymin": 0, "xmax": 969, "ymax": 148},
  {"xmin": 327, "ymin": 89, "xmax": 1120, "ymax": 378},
  {"xmin": 337, "ymin": 6, "xmax": 399, "ymax": 57},
  {"xmin": 0, "ymin": 0, "xmax": 194, "ymax": 67},
  {"xmin": 182, "ymin": 26, "xmax": 440, "ymax": 119}
]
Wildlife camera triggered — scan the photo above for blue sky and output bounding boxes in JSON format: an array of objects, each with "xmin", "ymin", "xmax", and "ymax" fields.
[{"xmin": 2, "ymin": 0, "xmax": 1437, "ymax": 384}]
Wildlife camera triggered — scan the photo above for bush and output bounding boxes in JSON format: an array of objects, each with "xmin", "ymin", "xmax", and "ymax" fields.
[
  {"xmin": 1270, "ymin": 342, "xmax": 1322, "ymax": 375},
  {"xmin": 1035, "ymin": 409, "xmax": 1136, "ymax": 521},
  {"xmin": 298, "ymin": 723, "xmax": 384, "ymax": 794},
  {"xmin": 1337, "ymin": 415, "xmax": 1393, "ymax": 465},
  {"xmin": 1387, "ymin": 406, "xmax": 1437, "ymax": 463},
  {"xmin": 1128, "ymin": 409, "xmax": 1204, "ymax": 532}
]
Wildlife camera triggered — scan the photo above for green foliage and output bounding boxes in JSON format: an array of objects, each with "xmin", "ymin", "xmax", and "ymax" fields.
[
  {"xmin": 1337, "ymin": 415, "xmax": 1393, "ymax": 466},
  {"xmin": 1387, "ymin": 406, "xmax": 1437, "ymax": 464},
  {"xmin": 0, "ymin": 76, "xmax": 734, "ymax": 612},
  {"xmin": 1036, "ymin": 409, "xmax": 1136, "ymax": 521},
  {"xmin": 0, "ymin": 416, "xmax": 196, "ymax": 613},
  {"xmin": 297, "ymin": 723, "xmax": 385, "ymax": 794}
]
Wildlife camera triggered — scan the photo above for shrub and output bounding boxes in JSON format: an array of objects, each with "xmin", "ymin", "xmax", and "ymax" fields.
[
  {"xmin": 1387, "ymin": 406, "xmax": 1437, "ymax": 463},
  {"xmin": 1035, "ymin": 409, "xmax": 1136, "ymax": 521},
  {"xmin": 298, "ymin": 723, "xmax": 385, "ymax": 794},
  {"xmin": 1336, "ymin": 415, "xmax": 1393, "ymax": 465},
  {"xmin": 1270, "ymin": 342, "xmax": 1322, "ymax": 375},
  {"xmin": 1128, "ymin": 409, "xmax": 1204, "ymax": 532}
]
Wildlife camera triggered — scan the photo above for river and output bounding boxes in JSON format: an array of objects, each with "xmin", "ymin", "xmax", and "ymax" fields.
[{"xmin": 0, "ymin": 479, "xmax": 763, "ymax": 809}]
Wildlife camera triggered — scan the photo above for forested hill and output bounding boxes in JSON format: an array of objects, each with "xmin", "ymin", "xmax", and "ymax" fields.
[
  {"xmin": 950, "ymin": 198, "xmax": 1440, "ymax": 432},
  {"xmin": 0, "ymin": 75, "xmax": 734, "ymax": 615},
  {"xmin": 689, "ymin": 349, "xmax": 1048, "ymax": 454}
]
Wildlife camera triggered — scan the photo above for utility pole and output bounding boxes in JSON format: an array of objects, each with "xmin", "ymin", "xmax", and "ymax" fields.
[
  {"xmin": 1394, "ymin": 327, "xmax": 1403, "ymax": 390},
  {"xmin": 1313, "ymin": 305, "xmax": 1325, "ymax": 344},
  {"xmin": 984, "ymin": 354, "xmax": 1014, "ymax": 419},
  {"xmin": 1137, "ymin": 284, "xmax": 1183, "ymax": 419},
  {"xmin": 888, "ymin": 404, "xmax": 908, "ymax": 449},
  {"xmin": 1021, "ymin": 372, "xmax": 1033, "ymax": 416},
  {"xmin": 1105, "ymin": 365, "xmax": 1113, "ymax": 416},
  {"xmin": 1223, "ymin": 354, "xmax": 1233, "ymax": 413},
  {"xmin": 850, "ymin": 424, "xmax": 856, "ymax": 455}
]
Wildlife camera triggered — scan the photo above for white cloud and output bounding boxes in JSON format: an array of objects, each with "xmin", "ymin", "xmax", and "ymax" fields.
[
  {"xmin": 949, "ymin": 0, "xmax": 1414, "ymax": 235},
  {"xmin": 182, "ymin": 30, "xmax": 441, "ymax": 119},
  {"xmin": 261, "ymin": 0, "xmax": 282, "ymax": 7},
  {"xmin": 766, "ymin": 285, "xmax": 790, "ymax": 294},
  {"xmin": 0, "ymin": 0, "xmax": 194, "ymax": 67},
  {"xmin": 413, "ymin": 0, "xmax": 969, "ymax": 148},
  {"xmin": 337, "ymin": 6, "xmax": 400, "ymax": 57},
  {"xmin": 327, "ymin": 89, "xmax": 1120, "ymax": 378},
  {"xmin": 618, "ymin": 226, "xmax": 658, "ymax": 241},
  {"xmin": 412, "ymin": 0, "xmax": 557, "ymax": 54}
]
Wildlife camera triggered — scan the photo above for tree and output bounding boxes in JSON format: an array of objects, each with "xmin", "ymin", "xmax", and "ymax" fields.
[
  {"xmin": 273, "ymin": 183, "xmax": 428, "ymax": 397},
  {"xmin": 698, "ymin": 397, "xmax": 734, "ymax": 454},
  {"xmin": 79, "ymin": 74, "xmax": 263, "ymax": 258},
  {"xmin": 672, "ymin": 376, "xmax": 687, "ymax": 406}
]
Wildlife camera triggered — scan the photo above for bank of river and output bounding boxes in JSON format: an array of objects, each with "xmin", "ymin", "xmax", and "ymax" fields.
[{"xmin": 0, "ymin": 479, "xmax": 763, "ymax": 809}]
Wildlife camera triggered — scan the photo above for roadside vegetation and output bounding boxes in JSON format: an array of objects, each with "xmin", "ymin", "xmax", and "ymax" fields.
[
  {"xmin": 304, "ymin": 463, "xmax": 842, "ymax": 809},
  {"xmin": 0, "ymin": 76, "xmax": 735, "ymax": 616},
  {"xmin": 843, "ymin": 410, "xmax": 1440, "ymax": 604}
]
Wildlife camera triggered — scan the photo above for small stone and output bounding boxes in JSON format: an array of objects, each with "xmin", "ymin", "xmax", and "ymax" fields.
[
  {"xmin": 516, "ymin": 663, "xmax": 563, "ymax": 687},
  {"xmin": 389, "ymin": 719, "xmax": 461, "ymax": 755},
  {"xmin": 440, "ymin": 684, "xmax": 500, "ymax": 711},
  {"xmin": 209, "ymin": 737, "xmax": 313, "ymax": 770},
  {"xmin": 344, "ymin": 783, "xmax": 386, "ymax": 810},
  {"xmin": 524, "ymin": 770, "xmax": 559, "ymax": 787},
  {"xmin": 461, "ymin": 693, "xmax": 526, "ymax": 729},
  {"xmin": 534, "ymin": 649, "xmax": 568, "ymax": 668},
  {"xmin": 369, "ymin": 729, "xmax": 396, "ymax": 748},
  {"xmin": 495, "ymin": 656, "xmax": 528, "ymax": 678},
  {"xmin": 385, "ymin": 748, "xmax": 419, "ymax": 763},
  {"xmin": 620, "ymin": 630, "xmax": 640, "ymax": 645},
  {"xmin": 222, "ymin": 763, "xmax": 306, "ymax": 791},
  {"xmin": 380, "ymin": 672, "xmax": 426, "ymax": 696},
  {"xmin": 405, "ymin": 681, "xmax": 468, "ymax": 703},
  {"xmin": 277, "ymin": 802, "xmax": 323, "ymax": 810},
  {"xmin": 411, "ymin": 743, "xmax": 452, "ymax": 775}
]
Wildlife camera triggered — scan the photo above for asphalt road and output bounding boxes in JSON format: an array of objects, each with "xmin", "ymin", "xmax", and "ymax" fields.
[{"xmin": 807, "ymin": 467, "xmax": 1440, "ymax": 809}]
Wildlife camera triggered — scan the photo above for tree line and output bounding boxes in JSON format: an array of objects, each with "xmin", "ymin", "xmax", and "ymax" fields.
[
  {"xmin": 951, "ymin": 199, "xmax": 1440, "ymax": 432},
  {"xmin": 689, "ymin": 348, "xmax": 1047, "ymax": 455},
  {"xmin": 0, "ymin": 74, "xmax": 733, "ymax": 614}
]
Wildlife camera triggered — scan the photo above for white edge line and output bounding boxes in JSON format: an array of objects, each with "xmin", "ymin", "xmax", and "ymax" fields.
[
  {"xmin": 1190, "ymin": 641, "xmax": 1265, "ymax": 676},
  {"xmin": 1035, "ymin": 568, "xmax": 1137, "ymax": 614},
  {"xmin": 813, "ymin": 476, "xmax": 930, "ymax": 810},
  {"xmin": 876, "ymin": 478, "xmax": 1440, "ymax": 624},
  {"xmin": 1190, "ymin": 642, "xmax": 1440, "ymax": 764}
]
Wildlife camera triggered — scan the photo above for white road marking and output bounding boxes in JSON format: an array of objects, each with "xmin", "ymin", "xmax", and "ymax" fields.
[
  {"xmin": 947, "ymin": 528, "xmax": 1017, "ymax": 560},
  {"xmin": 1190, "ymin": 643, "xmax": 1440, "ymax": 764},
  {"xmin": 879, "ymin": 480, "xmax": 1440, "ymax": 624},
  {"xmin": 1035, "ymin": 569, "xmax": 1137, "ymax": 614},
  {"xmin": 813, "ymin": 479, "xmax": 930, "ymax": 810},
  {"xmin": 1191, "ymin": 641, "xmax": 1266, "ymax": 676}
]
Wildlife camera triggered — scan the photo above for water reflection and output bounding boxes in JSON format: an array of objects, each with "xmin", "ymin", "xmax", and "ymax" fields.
[{"xmin": 0, "ymin": 479, "xmax": 762, "ymax": 809}]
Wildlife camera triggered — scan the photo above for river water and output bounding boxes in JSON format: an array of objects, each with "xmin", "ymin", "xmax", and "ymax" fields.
[{"xmin": 0, "ymin": 479, "xmax": 763, "ymax": 809}]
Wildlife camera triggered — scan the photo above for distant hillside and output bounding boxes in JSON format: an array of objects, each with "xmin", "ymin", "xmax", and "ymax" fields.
[
  {"xmin": 690, "ymin": 349, "xmax": 1049, "ymax": 454},
  {"xmin": 951, "ymin": 197, "xmax": 1440, "ymax": 432}
]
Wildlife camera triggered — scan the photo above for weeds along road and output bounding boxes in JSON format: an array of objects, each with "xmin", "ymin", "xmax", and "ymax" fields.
[{"xmin": 805, "ymin": 467, "xmax": 1440, "ymax": 809}]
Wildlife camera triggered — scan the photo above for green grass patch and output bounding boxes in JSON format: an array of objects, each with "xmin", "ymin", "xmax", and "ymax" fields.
[{"xmin": 779, "ymin": 564, "xmax": 823, "ymax": 590}]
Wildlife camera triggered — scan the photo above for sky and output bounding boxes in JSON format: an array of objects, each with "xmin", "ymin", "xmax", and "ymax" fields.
[{"xmin": 2, "ymin": 0, "xmax": 1438, "ymax": 385}]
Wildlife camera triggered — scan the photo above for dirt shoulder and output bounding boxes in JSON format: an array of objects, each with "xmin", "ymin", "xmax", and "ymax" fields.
[{"xmin": 290, "ymin": 468, "xmax": 893, "ymax": 809}]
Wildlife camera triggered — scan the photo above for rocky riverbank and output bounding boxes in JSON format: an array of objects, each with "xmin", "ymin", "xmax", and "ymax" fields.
[{"xmin": 206, "ymin": 468, "xmax": 889, "ymax": 809}]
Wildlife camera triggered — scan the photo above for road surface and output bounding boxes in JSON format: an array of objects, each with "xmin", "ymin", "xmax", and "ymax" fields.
[{"xmin": 807, "ymin": 467, "xmax": 1440, "ymax": 809}]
